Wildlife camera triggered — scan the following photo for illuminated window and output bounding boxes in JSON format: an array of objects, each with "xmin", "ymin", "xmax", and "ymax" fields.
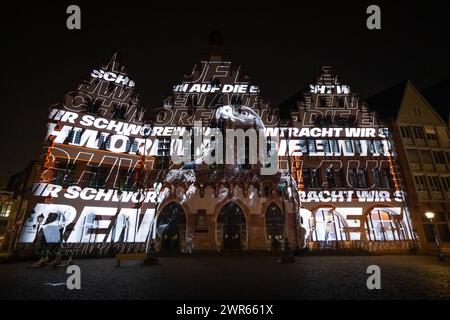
[
  {"xmin": 105, "ymin": 137, "xmax": 111, "ymax": 149},
  {"xmin": 299, "ymin": 140, "xmax": 307, "ymax": 153},
  {"xmin": 348, "ymin": 169, "xmax": 358, "ymax": 187},
  {"xmin": 367, "ymin": 140, "xmax": 376, "ymax": 154},
  {"xmin": 326, "ymin": 167, "xmax": 334, "ymax": 187},
  {"xmin": 357, "ymin": 169, "xmax": 368, "ymax": 188},
  {"xmin": 322, "ymin": 140, "xmax": 331, "ymax": 153},
  {"xmin": 400, "ymin": 126, "xmax": 412, "ymax": 139},
  {"xmin": 327, "ymin": 167, "xmax": 344, "ymax": 188},
  {"xmin": 425, "ymin": 127, "xmax": 438, "ymax": 141},
  {"xmin": 330, "ymin": 140, "xmax": 339, "ymax": 153},
  {"xmin": 414, "ymin": 175, "xmax": 428, "ymax": 192},
  {"xmin": 428, "ymin": 176, "xmax": 441, "ymax": 192},
  {"xmin": 66, "ymin": 128, "xmax": 75, "ymax": 144},
  {"xmin": 311, "ymin": 209, "xmax": 348, "ymax": 242},
  {"xmin": 97, "ymin": 133, "xmax": 107, "ymax": 148},
  {"xmin": 354, "ymin": 140, "xmax": 362, "ymax": 154},
  {"xmin": 118, "ymin": 168, "xmax": 134, "ymax": 191},
  {"xmin": 344, "ymin": 140, "xmax": 353, "ymax": 153},
  {"xmin": 126, "ymin": 139, "xmax": 139, "ymax": 153},
  {"xmin": 0, "ymin": 202, "xmax": 12, "ymax": 218},
  {"xmin": 374, "ymin": 140, "xmax": 384, "ymax": 154},
  {"xmin": 349, "ymin": 168, "xmax": 368, "ymax": 188},
  {"xmin": 155, "ymin": 138, "xmax": 171, "ymax": 169},
  {"xmin": 157, "ymin": 138, "xmax": 171, "ymax": 156},
  {"xmin": 302, "ymin": 168, "xmax": 321, "ymax": 189},
  {"xmin": 307, "ymin": 139, "xmax": 316, "ymax": 153},
  {"xmin": 373, "ymin": 168, "xmax": 392, "ymax": 189},
  {"xmin": 74, "ymin": 130, "xmax": 82, "ymax": 144},
  {"xmin": 366, "ymin": 209, "xmax": 404, "ymax": 241}
]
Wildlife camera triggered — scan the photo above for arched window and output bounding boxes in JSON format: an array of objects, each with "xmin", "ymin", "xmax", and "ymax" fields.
[
  {"xmin": 365, "ymin": 209, "xmax": 405, "ymax": 241},
  {"xmin": 157, "ymin": 202, "xmax": 187, "ymax": 252},
  {"xmin": 218, "ymin": 202, "xmax": 246, "ymax": 250},
  {"xmin": 265, "ymin": 203, "xmax": 284, "ymax": 243},
  {"xmin": 218, "ymin": 202, "xmax": 245, "ymax": 225},
  {"xmin": 158, "ymin": 202, "xmax": 187, "ymax": 226},
  {"xmin": 312, "ymin": 209, "xmax": 348, "ymax": 241}
]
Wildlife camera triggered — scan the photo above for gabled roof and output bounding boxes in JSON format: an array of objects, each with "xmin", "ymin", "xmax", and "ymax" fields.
[
  {"xmin": 365, "ymin": 81, "xmax": 408, "ymax": 121},
  {"xmin": 366, "ymin": 80, "xmax": 448, "ymax": 126}
]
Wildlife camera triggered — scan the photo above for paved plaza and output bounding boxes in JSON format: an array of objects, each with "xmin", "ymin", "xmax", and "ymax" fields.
[{"xmin": 0, "ymin": 254, "xmax": 449, "ymax": 300}]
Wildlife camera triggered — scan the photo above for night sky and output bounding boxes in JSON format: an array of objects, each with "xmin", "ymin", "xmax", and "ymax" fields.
[{"xmin": 0, "ymin": 1, "xmax": 449, "ymax": 185}]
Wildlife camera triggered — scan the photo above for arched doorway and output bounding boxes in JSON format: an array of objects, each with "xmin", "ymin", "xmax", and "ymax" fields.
[
  {"xmin": 310, "ymin": 208, "xmax": 348, "ymax": 248},
  {"xmin": 156, "ymin": 202, "xmax": 187, "ymax": 252},
  {"xmin": 265, "ymin": 203, "xmax": 284, "ymax": 250},
  {"xmin": 217, "ymin": 202, "xmax": 246, "ymax": 250}
]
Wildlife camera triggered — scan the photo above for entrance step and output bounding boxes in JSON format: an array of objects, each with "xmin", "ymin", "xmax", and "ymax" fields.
[{"xmin": 300, "ymin": 249, "xmax": 377, "ymax": 256}]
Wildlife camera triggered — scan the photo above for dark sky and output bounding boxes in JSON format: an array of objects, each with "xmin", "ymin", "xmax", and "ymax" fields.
[{"xmin": 0, "ymin": 1, "xmax": 449, "ymax": 185}]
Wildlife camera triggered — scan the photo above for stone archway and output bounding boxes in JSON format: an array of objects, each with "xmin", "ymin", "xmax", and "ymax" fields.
[
  {"xmin": 264, "ymin": 202, "xmax": 285, "ymax": 250},
  {"xmin": 215, "ymin": 201, "xmax": 247, "ymax": 251},
  {"xmin": 364, "ymin": 206, "xmax": 408, "ymax": 241},
  {"xmin": 308, "ymin": 206, "xmax": 349, "ymax": 249},
  {"xmin": 156, "ymin": 202, "xmax": 187, "ymax": 252}
]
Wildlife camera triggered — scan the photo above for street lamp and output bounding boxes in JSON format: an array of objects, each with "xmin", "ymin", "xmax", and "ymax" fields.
[
  {"xmin": 425, "ymin": 211, "xmax": 434, "ymax": 221},
  {"xmin": 425, "ymin": 211, "xmax": 445, "ymax": 262}
]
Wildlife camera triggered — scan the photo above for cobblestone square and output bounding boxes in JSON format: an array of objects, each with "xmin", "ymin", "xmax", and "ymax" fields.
[{"xmin": 0, "ymin": 255, "xmax": 448, "ymax": 300}]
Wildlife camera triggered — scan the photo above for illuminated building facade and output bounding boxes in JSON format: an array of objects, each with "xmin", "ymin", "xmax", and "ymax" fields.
[
  {"xmin": 368, "ymin": 81, "xmax": 450, "ymax": 254},
  {"xmin": 11, "ymin": 36, "xmax": 416, "ymax": 255},
  {"xmin": 280, "ymin": 68, "xmax": 414, "ymax": 252}
]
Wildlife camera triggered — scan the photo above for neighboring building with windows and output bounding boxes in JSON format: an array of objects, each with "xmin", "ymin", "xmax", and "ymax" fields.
[
  {"xmin": 279, "ymin": 67, "xmax": 414, "ymax": 253},
  {"xmin": 0, "ymin": 189, "xmax": 14, "ymax": 249},
  {"xmin": 1, "ymin": 161, "xmax": 40, "ymax": 252},
  {"xmin": 367, "ymin": 81, "xmax": 450, "ymax": 254}
]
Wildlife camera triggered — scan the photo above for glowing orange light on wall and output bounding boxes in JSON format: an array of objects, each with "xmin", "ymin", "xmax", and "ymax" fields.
[
  {"xmin": 292, "ymin": 156, "xmax": 304, "ymax": 191},
  {"xmin": 388, "ymin": 154, "xmax": 399, "ymax": 192},
  {"xmin": 40, "ymin": 122, "xmax": 59, "ymax": 183},
  {"xmin": 384, "ymin": 132, "xmax": 399, "ymax": 193}
]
